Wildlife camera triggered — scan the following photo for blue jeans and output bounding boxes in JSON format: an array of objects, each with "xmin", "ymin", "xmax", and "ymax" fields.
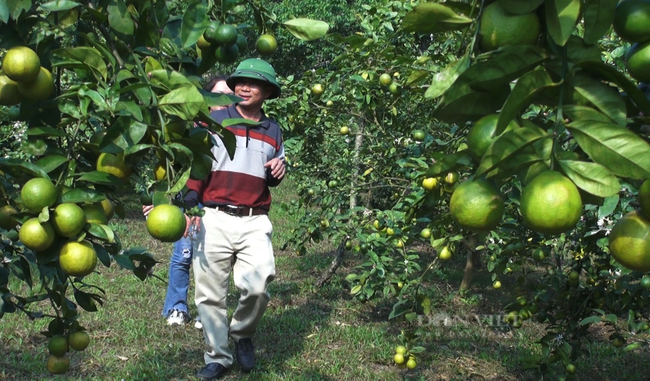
[{"xmin": 162, "ymin": 234, "xmax": 194, "ymax": 317}]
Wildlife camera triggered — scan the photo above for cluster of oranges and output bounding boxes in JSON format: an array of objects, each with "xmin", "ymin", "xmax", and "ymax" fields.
[
  {"xmin": 393, "ymin": 345, "xmax": 417, "ymax": 369},
  {"xmin": 46, "ymin": 331, "xmax": 91, "ymax": 374},
  {"xmin": 613, "ymin": 0, "xmax": 650, "ymax": 83},
  {"xmin": 0, "ymin": 46, "xmax": 55, "ymax": 106},
  {"xmin": 196, "ymin": 19, "xmax": 277, "ymax": 64}
]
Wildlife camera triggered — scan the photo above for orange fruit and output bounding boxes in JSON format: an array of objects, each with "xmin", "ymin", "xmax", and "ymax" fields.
[
  {"xmin": 467, "ymin": 114, "xmax": 519, "ymax": 161},
  {"xmin": 82, "ymin": 204, "xmax": 108, "ymax": 225},
  {"xmin": 0, "ymin": 74, "xmax": 23, "ymax": 105},
  {"xmin": 145, "ymin": 204, "xmax": 187, "ymax": 242},
  {"xmin": 59, "ymin": 240, "xmax": 98, "ymax": 277},
  {"xmin": 16, "ymin": 67, "xmax": 54, "ymax": 101},
  {"xmin": 627, "ymin": 40, "xmax": 650, "ymax": 83},
  {"xmin": 100, "ymin": 199, "xmax": 115, "ymax": 221},
  {"xmin": 51, "ymin": 203, "xmax": 85, "ymax": 237},
  {"xmin": 439, "ymin": 246, "xmax": 452, "ymax": 260},
  {"xmin": 639, "ymin": 179, "xmax": 650, "ymax": 219},
  {"xmin": 340, "ymin": 126, "xmax": 349, "ymax": 135},
  {"xmin": 256, "ymin": 34, "xmax": 277, "ymax": 56},
  {"xmin": 2, "ymin": 46, "xmax": 41, "ymax": 82},
  {"xmin": 0, "ymin": 205, "xmax": 19, "ymax": 230},
  {"xmin": 18, "ymin": 218, "xmax": 55, "ymax": 251},
  {"xmin": 379, "ymin": 73, "xmax": 392, "ymax": 87},
  {"xmin": 215, "ymin": 43, "xmax": 240, "ymax": 64},
  {"xmin": 450, "ymin": 179, "xmax": 504, "ymax": 231},
  {"xmin": 422, "ymin": 177, "xmax": 437, "ymax": 190},
  {"xmin": 21, "ymin": 177, "xmax": 57, "ymax": 213},
  {"xmin": 203, "ymin": 20, "xmax": 222, "ymax": 44},
  {"xmin": 520, "ymin": 171, "xmax": 582, "ymax": 235},
  {"xmin": 48, "ymin": 335, "xmax": 69, "ymax": 356},
  {"xmin": 613, "ymin": 0, "xmax": 650, "ymax": 43},
  {"xmin": 96, "ymin": 152, "xmax": 132, "ymax": 181},
  {"xmin": 609, "ymin": 210, "xmax": 650, "ymax": 272},
  {"xmin": 235, "ymin": 34, "xmax": 248, "ymax": 52},
  {"xmin": 215, "ymin": 24, "xmax": 238, "ymax": 46},
  {"xmin": 479, "ymin": 2, "xmax": 541, "ymax": 51},
  {"xmin": 68, "ymin": 331, "xmax": 90, "ymax": 351},
  {"xmin": 46, "ymin": 355, "xmax": 70, "ymax": 374},
  {"xmin": 312, "ymin": 84, "xmax": 324, "ymax": 95},
  {"xmin": 394, "ymin": 353, "xmax": 405, "ymax": 364}
]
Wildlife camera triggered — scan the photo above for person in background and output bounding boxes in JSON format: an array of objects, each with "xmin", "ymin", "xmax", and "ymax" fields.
[
  {"xmin": 143, "ymin": 74, "xmax": 234, "ymax": 328},
  {"xmin": 184, "ymin": 58, "xmax": 286, "ymax": 380}
]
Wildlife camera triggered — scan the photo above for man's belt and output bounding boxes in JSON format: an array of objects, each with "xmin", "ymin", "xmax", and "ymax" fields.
[{"xmin": 214, "ymin": 205, "xmax": 267, "ymax": 217}]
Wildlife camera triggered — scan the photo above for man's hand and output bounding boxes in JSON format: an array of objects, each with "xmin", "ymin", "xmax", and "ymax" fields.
[
  {"xmin": 264, "ymin": 157, "xmax": 286, "ymax": 180},
  {"xmin": 142, "ymin": 205, "xmax": 154, "ymax": 217},
  {"xmin": 184, "ymin": 214, "xmax": 201, "ymax": 238}
]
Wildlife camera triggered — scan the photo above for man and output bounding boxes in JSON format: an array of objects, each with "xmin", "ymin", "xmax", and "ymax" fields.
[
  {"xmin": 143, "ymin": 75, "xmax": 234, "ymax": 329},
  {"xmin": 183, "ymin": 58, "xmax": 286, "ymax": 380}
]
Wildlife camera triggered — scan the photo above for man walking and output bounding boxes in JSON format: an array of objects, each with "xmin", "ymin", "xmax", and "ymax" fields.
[{"xmin": 183, "ymin": 58, "xmax": 286, "ymax": 380}]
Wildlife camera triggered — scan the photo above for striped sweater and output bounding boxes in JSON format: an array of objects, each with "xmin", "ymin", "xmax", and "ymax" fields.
[{"xmin": 184, "ymin": 105, "xmax": 285, "ymax": 211}]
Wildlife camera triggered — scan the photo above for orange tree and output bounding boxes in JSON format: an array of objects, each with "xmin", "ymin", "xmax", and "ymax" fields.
[
  {"xmin": 0, "ymin": 0, "xmax": 327, "ymax": 375},
  {"xmin": 277, "ymin": 0, "xmax": 650, "ymax": 377}
]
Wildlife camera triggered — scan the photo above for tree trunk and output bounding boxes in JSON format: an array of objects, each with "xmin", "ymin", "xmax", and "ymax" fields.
[
  {"xmin": 349, "ymin": 119, "xmax": 365, "ymax": 210},
  {"xmin": 317, "ymin": 238, "xmax": 348, "ymax": 287},
  {"xmin": 459, "ymin": 234, "xmax": 480, "ymax": 291}
]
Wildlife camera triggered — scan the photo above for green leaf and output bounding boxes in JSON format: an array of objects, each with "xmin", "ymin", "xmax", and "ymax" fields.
[
  {"xmin": 78, "ymin": 171, "xmax": 125, "ymax": 185},
  {"xmin": 566, "ymin": 35, "xmax": 603, "ymax": 63},
  {"xmin": 25, "ymin": 126, "xmax": 66, "ymax": 137},
  {"xmin": 583, "ymin": 0, "xmax": 618, "ymax": 44},
  {"xmin": 159, "ymin": 86, "xmax": 204, "ymax": 120},
  {"xmin": 52, "ymin": 47, "xmax": 108, "ymax": 80},
  {"xmin": 34, "ymin": 155, "xmax": 68, "ymax": 173},
  {"xmin": 476, "ymin": 127, "xmax": 552, "ymax": 177},
  {"xmin": 545, "ymin": 0, "xmax": 581, "ymax": 47},
  {"xmin": 498, "ymin": 0, "xmax": 544, "ymax": 14},
  {"xmin": 558, "ymin": 160, "xmax": 620, "ymax": 197},
  {"xmin": 465, "ymin": 45, "xmax": 548, "ymax": 91},
  {"xmin": 221, "ymin": 118, "xmax": 262, "ymax": 128},
  {"xmin": 425, "ymin": 150, "xmax": 474, "ymax": 177},
  {"xmin": 6, "ymin": 0, "xmax": 30, "ymax": 20},
  {"xmin": 579, "ymin": 315, "xmax": 602, "ymax": 325},
  {"xmin": 0, "ymin": 158, "xmax": 50, "ymax": 179},
  {"xmin": 563, "ymin": 105, "xmax": 615, "ymax": 123},
  {"xmin": 74, "ymin": 290, "xmax": 98, "ymax": 312},
  {"xmin": 566, "ymin": 120, "xmax": 650, "ymax": 179},
  {"xmin": 37, "ymin": 0, "xmax": 81, "ymax": 12},
  {"xmin": 180, "ymin": 2, "xmax": 209, "ymax": 48},
  {"xmin": 402, "ymin": 3, "xmax": 473, "ymax": 33},
  {"xmin": 87, "ymin": 224, "xmax": 109, "ymax": 241},
  {"xmin": 497, "ymin": 68, "xmax": 557, "ymax": 134},
  {"xmin": 282, "ymin": 18, "xmax": 330, "ymax": 41},
  {"xmin": 0, "ymin": 1, "xmax": 9, "ymax": 23},
  {"xmin": 569, "ymin": 73, "xmax": 626, "ymax": 127},
  {"xmin": 148, "ymin": 70, "xmax": 193, "ymax": 89},
  {"xmin": 425, "ymin": 54, "xmax": 470, "ymax": 99},
  {"xmin": 575, "ymin": 61, "xmax": 650, "ymax": 117},
  {"xmin": 202, "ymin": 91, "xmax": 242, "ymax": 109},
  {"xmin": 61, "ymin": 188, "xmax": 105, "ymax": 203},
  {"xmin": 100, "ymin": 117, "xmax": 148, "ymax": 153},
  {"xmin": 92, "ymin": 242, "xmax": 111, "ymax": 267},
  {"xmin": 107, "ymin": 0, "xmax": 134, "ymax": 36},
  {"xmin": 433, "ymin": 84, "xmax": 511, "ymax": 123}
]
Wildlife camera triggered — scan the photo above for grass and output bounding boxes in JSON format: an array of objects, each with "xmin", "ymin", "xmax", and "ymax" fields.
[{"xmin": 2, "ymin": 179, "xmax": 650, "ymax": 380}]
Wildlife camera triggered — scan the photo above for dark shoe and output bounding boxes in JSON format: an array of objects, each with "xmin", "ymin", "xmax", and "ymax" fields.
[
  {"xmin": 235, "ymin": 338, "xmax": 255, "ymax": 373},
  {"xmin": 196, "ymin": 362, "xmax": 229, "ymax": 380}
]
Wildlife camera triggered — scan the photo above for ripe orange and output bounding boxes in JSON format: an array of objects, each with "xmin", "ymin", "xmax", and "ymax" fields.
[
  {"xmin": 16, "ymin": 67, "xmax": 54, "ymax": 101},
  {"xmin": 59, "ymin": 240, "xmax": 98, "ymax": 277},
  {"xmin": 0, "ymin": 205, "xmax": 19, "ymax": 230},
  {"xmin": 312, "ymin": 84, "xmax": 324, "ymax": 95},
  {"xmin": 51, "ymin": 203, "xmax": 86, "ymax": 237},
  {"xmin": 96, "ymin": 152, "xmax": 132, "ymax": 181},
  {"xmin": 613, "ymin": 0, "xmax": 650, "ymax": 43},
  {"xmin": 2, "ymin": 46, "xmax": 41, "ymax": 82},
  {"xmin": 450, "ymin": 179, "xmax": 504, "ymax": 231},
  {"xmin": 0, "ymin": 74, "xmax": 23, "ymax": 105},
  {"xmin": 640, "ymin": 179, "xmax": 650, "ymax": 219},
  {"xmin": 379, "ymin": 73, "xmax": 392, "ymax": 87},
  {"xmin": 394, "ymin": 353, "xmax": 405, "ymax": 364},
  {"xmin": 18, "ymin": 218, "xmax": 55, "ymax": 251},
  {"xmin": 21, "ymin": 177, "xmax": 57, "ymax": 213},
  {"xmin": 340, "ymin": 126, "xmax": 349, "ymax": 135},
  {"xmin": 479, "ymin": 2, "xmax": 541, "ymax": 51},
  {"xmin": 520, "ymin": 171, "xmax": 582, "ymax": 235},
  {"xmin": 609, "ymin": 210, "xmax": 650, "ymax": 272},
  {"xmin": 68, "ymin": 331, "xmax": 90, "ymax": 351},
  {"xmin": 46, "ymin": 355, "xmax": 70, "ymax": 374},
  {"xmin": 493, "ymin": 280, "xmax": 502, "ymax": 289},
  {"xmin": 145, "ymin": 204, "xmax": 186, "ymax": 242},
  {"xmin": 48, "ymin": 335, "xmax": 69, "ymax": 356},
  {"xmin": 467, "ymin": 114, "xmax": 519, "ymax": 161},
  {"xmin": 422, "ymin": 177, "xmax": 437, "ymax": 190},
  {"xmin": 439, "ymin": 246, "xmax": 452, "ymax": 260},
  {"xmin": 626, "ymin": 41, "xmax": 650, "ymax": 83},
  {"xmin": 100, "ymin": 199, "xmax": 115, "ymax": 221},
  {"xmin": 420, "ymin": 228, "xmax": 432, "ymax": 239},
  {"xmin": 406, "ymin": 358, "xmax": 417, "ymax": 369},
  {"xmin": 395, "ymin": 345, "xmax": 407, "ymax": 354},
  {"xmin": 82, "ymin": 204, "xmax": 108, "ymax": 225},
  {"xmin": 256, "ymin": 34, "xmax": 278, "ymax": 56},
  {"xmin": 215, "ymin": 24, "xmax": 238, "ymax": 46}
]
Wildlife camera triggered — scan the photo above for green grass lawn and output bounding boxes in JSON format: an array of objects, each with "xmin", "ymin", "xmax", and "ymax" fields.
[{"xmin": 2, "ymin": 179, "xmax": 650, "ymax": 380}]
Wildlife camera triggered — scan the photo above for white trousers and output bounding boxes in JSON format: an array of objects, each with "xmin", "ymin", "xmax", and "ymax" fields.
[{"xmin": 192, "ymin": 207, "xmax": 276, "ymax": 366}]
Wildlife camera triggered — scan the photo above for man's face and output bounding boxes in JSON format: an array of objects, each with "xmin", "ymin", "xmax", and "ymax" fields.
[
  {"xmin": 209, "ymin": 80, "xmax": 234, "ymax": 111},
  {"xmin": 234, "ymin": 78, "xmax": 271, "ymax": 109}
]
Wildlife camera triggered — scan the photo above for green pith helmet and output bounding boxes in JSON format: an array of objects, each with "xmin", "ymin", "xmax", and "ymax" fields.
[{"xmin": 226, "ymin": 58, "xmax": 281, "ymax": 99}]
